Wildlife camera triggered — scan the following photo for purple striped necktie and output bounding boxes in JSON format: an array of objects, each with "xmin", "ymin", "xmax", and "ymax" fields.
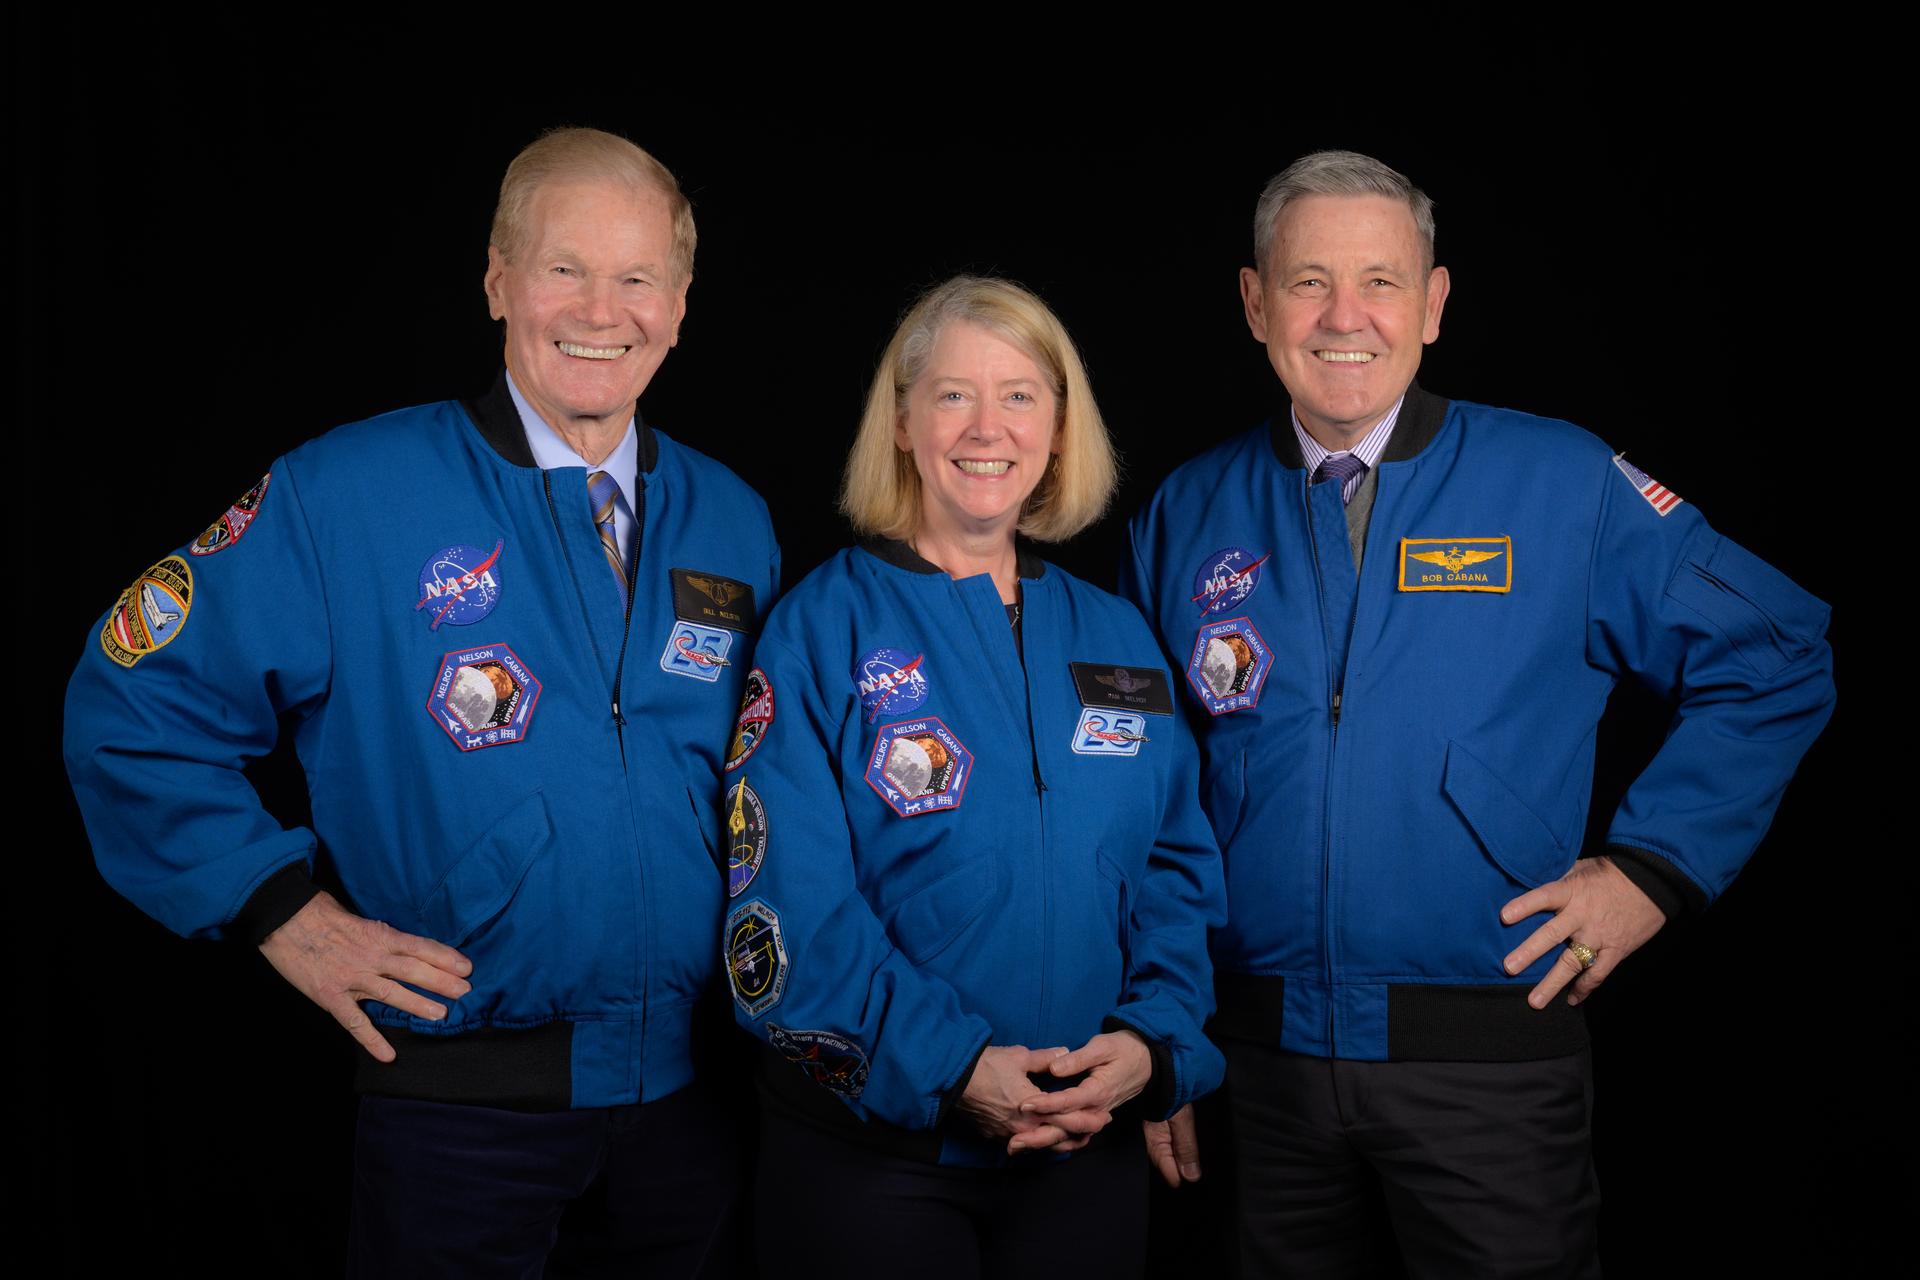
[
  {"xmin": 1312, "ymin": 453, "xmax": 1368, "ymax": 505},
  {"xmin": 587, "ymin": 470, "xmax": 628, "ymax": 596}
]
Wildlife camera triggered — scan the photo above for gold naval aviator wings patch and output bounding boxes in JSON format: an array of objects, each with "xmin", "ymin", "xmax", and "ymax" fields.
[{"xmin": 1398, "ymin": 536, "xmax": 1513, "ymax": 593}]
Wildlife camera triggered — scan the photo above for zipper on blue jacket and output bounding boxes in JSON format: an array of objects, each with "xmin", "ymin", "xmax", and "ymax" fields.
[
  {"xmin": 1301, "ymin": 476, "xmax": 1341, "ymax": 1051},
  {"xmin": 541, "ymin": 470, "xmax": 633, "ymax": 764},
  {"xmin": 606, "ymin": 474, "xmax": 647, "ymax": 762}
]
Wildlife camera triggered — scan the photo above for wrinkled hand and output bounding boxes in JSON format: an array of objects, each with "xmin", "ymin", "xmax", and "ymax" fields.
[
  {"xmin": 1144, "ymin": 1103, "xmax": 1202, "ymax": 1187},
  {"xmin": 1017, "ymin": 1030, "xmax": 1153, "ymax": 1152},
  {"xmin": 258, "ymin": 891, "xmax": 473, "ymax": 1061},
  {"xmin": 957, "ymin": 1044, "xmax": 1099, "ymax": 1155},
  {"xmin": 1501, "ymin": 855, "xmax": 1666, "ymax": 1008}
]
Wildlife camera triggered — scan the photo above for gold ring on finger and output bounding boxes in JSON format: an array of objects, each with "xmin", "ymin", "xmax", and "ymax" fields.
[{"xmin": 1567, "ymin": 940, "xmax": 1597, "ymax": 969}]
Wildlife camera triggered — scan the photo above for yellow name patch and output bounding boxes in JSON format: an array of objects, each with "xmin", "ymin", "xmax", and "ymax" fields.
[{"xmin": 1398, "ymin": 537, "xmax": 1512, "ymax": 593}]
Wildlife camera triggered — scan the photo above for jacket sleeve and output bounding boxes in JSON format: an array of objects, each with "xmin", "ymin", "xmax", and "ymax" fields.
[
  {"xmin": 1103, "ymin": 691, "xmax": 1228, "ymax": 1118},
  {"xmin": 63, "ymin": 456, "xmax": 332, "ymax": 942},
  {"xmin": 726, "ymin": 633, "xmax": 993, "ymax": 1130},
  {"xmin": 1586, "ymin": 457, "xmax": 1835, "ymax": 910}
]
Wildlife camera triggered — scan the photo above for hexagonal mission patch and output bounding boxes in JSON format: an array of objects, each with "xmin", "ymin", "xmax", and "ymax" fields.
[
  {"xmin": 1186, "ymin": 617, "xmax": 1272, "ymax": 716},
  {"xmin": 425, "ymin": 643, "xmax": 541, "ymax": 751},
  {"xmin": 864, "ymin": 717, "xmax": 972, "ymax": 817}
]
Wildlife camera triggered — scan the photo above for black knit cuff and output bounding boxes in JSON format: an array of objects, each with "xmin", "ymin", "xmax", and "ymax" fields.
[
  {"xmin": 1606, "ymin": 845, "xmax": 1706, "ymax": 919},
  {"xmin": 1103, "ymin": 1016, "xmax": 1176, "ymax": 1119},
  {"xmin": 935, "ymin": 1037, "xmax": 992, "ymax": 1128},
  {"xmin": 232, "ymin": 862, "xmax": 321, "ymax": 946}
]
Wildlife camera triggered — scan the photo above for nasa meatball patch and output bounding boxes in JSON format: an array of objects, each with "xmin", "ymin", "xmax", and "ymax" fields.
[
  {"xmin": 864, "ymin": 717, "xmax": 972, "ymax": 817},
  {"xmin": 415, "ymin": 540, "xmax": 505, "ymax": 628},
  {"xmin": 726, "ymin": 899, "xmax": 788, "ymax": 1018},
  {"xmin": 726, "ymin": 776, "xmax": 768, "ymax": 899},
  {"xmin": 100, "ymin": 556, "xmax": 194, "ymax": 669},
  {"xmin": 1185, "ymin": 617, "xmax": 1273, "ymax": 716},
  {"xmin": 855, "ymin": 646, "xmax": 930, "ymax": 722},
  {"xmin": 1190, "ymin": 546, "xmax": 1269, "ymax": 616},
  {"xmin": 189, "ymin": 472, "xmax": 271, "ymax": 556},
  {"xmin": 425, "ymin": 644, "xmax": 542, "ymax": 750},
  {"xmin": 767, "ymin": 1024, "xmax": 870, "ymax": 1100}
]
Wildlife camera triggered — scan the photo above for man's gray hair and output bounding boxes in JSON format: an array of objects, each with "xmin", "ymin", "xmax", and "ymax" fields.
[{"xmin": 1252, "ymin": 150, "xmax": 1435, "ymax": 275}]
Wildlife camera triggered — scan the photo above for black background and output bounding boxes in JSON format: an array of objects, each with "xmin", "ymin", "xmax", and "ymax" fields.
[{"xmin": 15, "ymin": 14, "xmax": 1884, "ymax": 1276}]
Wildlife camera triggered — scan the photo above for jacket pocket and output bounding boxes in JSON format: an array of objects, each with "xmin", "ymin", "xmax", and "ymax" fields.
[
  {"xmin": 412, "ymin": 789, "xmax": 555, "ymax": 946},
  {"xmin": 1203, "ymin": 750, "xmax": 1250, "ymax": 852},
  {"xmin": 1666, "ymin": 534, "xmax": 1829, "ymax": 679},
  {"xmin": 686, "ymin": 784, "xmax": 724, "ymax": 877},
  {"xmin": 1442, "ymin": 741, "xmax": 1574, "ymax": 889},
  {"xmin": 889, "ymin": 860, "xmax": 995, "ymax": 966},
  {"xmin": 1095, "ymin": 849, "xmax": 1133, "ymax": 978}
]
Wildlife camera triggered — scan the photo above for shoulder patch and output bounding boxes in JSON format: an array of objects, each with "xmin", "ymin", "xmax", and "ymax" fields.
[
  {"xmin": 415, "ymin": 540, "xmax": 505, "ymax": 628},
  {"xmin": 100, "ymin": 556, "xmax": 194, "ymax": 668},
  {"xmin": 767, "ymin": 1024, "xmax": 870, "ymax": 1100},
  {"xmin": 189, "ymin": 472, "xmax": 271, "ymax": 556},
  {"xmin": 856, "ymin": 646, "xmax": 930, "ymax": 722},
  {"xmin": 1190, "ymin": 546, "xmax": 1269, "ymax": 616},
  {"xmin": 1398, "ymin": 537, "xmax": 1513, "ymax": 593},
  {"xmin": 1613, "ymin": 454, "xmax": 1683, "ymax": 516},
  {"xmin": 864, "ymin": 717, "xmax": 972, "ymax": 816},
  {"xmin": 1186, "ymin": 618, "xmax": 1273, "ymax": 716},
  {"xmin": 1069, "ymin": 662, "xmax": 1175, "ymax": 715},
  {"xmin": 726, "ymin": 899, "xmax": 788, "ymax": 1017},
  {"xmin": 726, "ymin": 776, "xmax": 768, "ymax": 898},
  {"xmin": 670, "ymin": 568, "xmax": 757, "ymax": 631},
  {"xmin": 425, "ymin": 643, "xmax": 542, "ymax": 750},
  {"xmin": 725, "ymin": 668, "xmax": 774, "ymax": 771}
]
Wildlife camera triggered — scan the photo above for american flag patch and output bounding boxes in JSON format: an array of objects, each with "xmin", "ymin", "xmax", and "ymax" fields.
[{"xmin": 1612, "ymin": 454, "xmax": 1683, "ymax": 516}]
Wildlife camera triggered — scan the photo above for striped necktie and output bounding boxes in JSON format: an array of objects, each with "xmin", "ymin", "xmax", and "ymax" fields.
[
  {"xmin": 1312, "ymin": 453, "xmax": 1368, "ymax": 505},
  {"xmin": 587, "ymin": 470, "xmax": 628, "ymax": 596}
]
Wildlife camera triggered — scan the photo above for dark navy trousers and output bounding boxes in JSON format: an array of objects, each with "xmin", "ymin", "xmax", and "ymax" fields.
[{"xmin": 348, "ymin": 1084, "xmax": 741, "ymax": 1279}]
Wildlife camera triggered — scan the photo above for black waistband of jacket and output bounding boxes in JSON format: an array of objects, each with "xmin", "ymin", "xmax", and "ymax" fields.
[
  {"xmin": 756, "ymin": 1045, "xmax": 1137, "ymax": 1164},
  {"xmin": 353, "ymin": 1022, "xmax": 575, "ymax": 1111},
  {"xmin": 1210, "ymin": 974, "xmax": 1589, "ymax": 1062}
]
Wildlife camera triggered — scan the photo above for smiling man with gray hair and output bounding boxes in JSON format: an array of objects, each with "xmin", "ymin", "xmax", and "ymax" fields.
[
  {"xmin": 65, "ymin": 127, "xmax": 778, "ymax": 1276},
  {"xmin": 1121, "ymin": 150, "xmax": 1834, "ymax": 1276}
]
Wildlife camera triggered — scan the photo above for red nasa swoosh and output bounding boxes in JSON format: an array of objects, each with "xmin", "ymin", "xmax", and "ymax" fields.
[
  {"xmin": 1191, "ymin": 553, "xmax": 1271, "ymax": 613},
  {"xmin": 677, "ymin": 635, "xmax": 731, "ymax": 667},
  {"xmin": 862, "ymin": 653, "xmax": 925, "ymax": 720},
  {"xmin": 415, "ymin": 540, "xmax": 504, "ymax": 628}
]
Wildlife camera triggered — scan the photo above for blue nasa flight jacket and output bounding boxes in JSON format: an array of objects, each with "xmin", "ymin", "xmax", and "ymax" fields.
[
  {"xmin": 64, "ymin": 374, "xmax": 779, "ymax": 1109},
  {"xmin": 1121, "ymin": 386, "xmax": 1835, "ymax": 1062},
  {"xmin": 723, "ymin": 540, "xmax": 1225, "ymax": 1164}
]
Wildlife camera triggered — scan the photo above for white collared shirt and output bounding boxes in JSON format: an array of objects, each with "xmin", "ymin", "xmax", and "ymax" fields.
[
  {"xmin": 507, "ymin": 372, "xmax": 640, "ymax": 563},
  {"xmin": 1291, "ymin": 395, "xmax": 1406, "ymax": 503}
]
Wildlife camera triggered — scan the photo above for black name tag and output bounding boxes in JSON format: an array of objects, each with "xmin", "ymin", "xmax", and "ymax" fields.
[
  {"xmin": 1069, "ymin": 662, "xmax": 1174, "ymax": 715},
  {"xmin": 670, "ymin": 568, "xmax": 757, "ymax": 631}
]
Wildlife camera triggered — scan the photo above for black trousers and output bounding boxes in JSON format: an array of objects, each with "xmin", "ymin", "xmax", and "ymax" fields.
[
  {"xmin": 348, "ymin": 1084, "xmax": 741, "ymax": 1279},
  {"xmin": 755, "ymin": 1107, "xmax": 1150, "ymax": 1279},
  {"xmin": 1226, "ymin": 1041, "xmax": 1600, "ymax": 1280}
]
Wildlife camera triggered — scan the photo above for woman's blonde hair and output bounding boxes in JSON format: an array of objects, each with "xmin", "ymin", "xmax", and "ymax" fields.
[{"xmin": 839, "ymin": 276, "xmax": 1118, "ymax": 543}]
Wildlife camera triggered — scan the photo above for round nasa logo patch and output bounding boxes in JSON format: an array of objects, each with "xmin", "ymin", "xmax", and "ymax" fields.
[
  {"xmin": 725, "ymin": 669, "xmax": 774, "ymax": 772},
  {"xmin": 1191, "ymin": 546, "xmax": 1268, "ymax": 616},
  {"xmin": 767, "ymin": 1024, "xmax": 870, "ymax": 1100},
  {"xmin": 100, "ymin": 555, "xmax": 194, "ymax": 669},
  {"xmin": 726, "ymin": 777, "xmax": 768, "ymax": 898},
  {"xmin": 416, "ymin": 541, "xmax": 504, "ymax": 630},
  {"xmin": 190, "ymin": 472, "xmax": 271, "ymax": 556},
  {"xmin": 856, "ymin": 646, "xmax": 930, "ymax": 722}
]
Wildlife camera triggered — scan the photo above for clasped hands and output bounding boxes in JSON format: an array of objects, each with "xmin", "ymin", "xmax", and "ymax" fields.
[{"xmin": 955, "ymin": 1030, "xmax": 1152, "ymax": 1157}]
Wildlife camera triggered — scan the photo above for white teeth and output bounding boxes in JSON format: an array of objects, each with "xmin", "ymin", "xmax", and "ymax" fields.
[
  {"xmin": 955, "ymin": 460, "xmax": 1012, "ymax": 476},
  {"xmin": 1317, "ymin": 350, "xmax": 1374, "ymax": 363},
  {"xmin": 557, "ymin": 341, "xmax": 628, "ymax": 360}
]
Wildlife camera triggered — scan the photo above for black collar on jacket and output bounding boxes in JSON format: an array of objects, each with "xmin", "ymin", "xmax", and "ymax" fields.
[
  {"xmin": 461, "ymin": 370, "xmax": 659, "ymax": 474},
  {"xmin": 860, "ymin": 535, "xmax": 1047, "ymax": 580},
  {"xmin": 1267, "ymin": 381, "xmax": 1450, "ymax": 471}
]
